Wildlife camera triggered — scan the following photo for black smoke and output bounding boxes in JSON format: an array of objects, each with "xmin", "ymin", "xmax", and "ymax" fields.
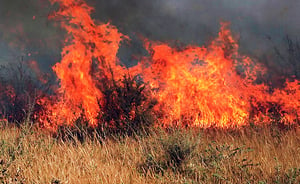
[{"xmin": 0, "ymin": 0, "xmax": 299, "ymax": 76}]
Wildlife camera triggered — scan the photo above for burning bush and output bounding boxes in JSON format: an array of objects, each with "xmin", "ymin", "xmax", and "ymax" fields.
[
  {"xmin": 0, "ymin": 61, "xmax": 53, "ymax": 124},
  {"xmin": 54, "ymin": 72, "xmax": 157, "ymax": 141},
  {"xmin": 261, "ymin": 35, "xmax": 300, "ymax": 88},
  {"xmin": 96, "ymin": 72, "xmax": 157, "ymax": 136},
  {"xmin": 1, "ymin": 0, "xmax": 299, "ymax": 134},
  {"xmin": 54, "ymin": 72, "xmax": 156, "ymax": 141}
]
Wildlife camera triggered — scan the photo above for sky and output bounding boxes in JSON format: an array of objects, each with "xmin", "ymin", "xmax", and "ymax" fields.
[{"xmin": 0, "ymin": 0, "xmax": 299, "ymax": 70}]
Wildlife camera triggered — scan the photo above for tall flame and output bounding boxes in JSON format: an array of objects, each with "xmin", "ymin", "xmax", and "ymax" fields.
[
  {"xmin": 41, "ymin": 0, "xmax": 127, "ymax": 129},
  {"xmin": 135, "ymin": 23, "xmax": 299, "ymax": 127},
  {"xmin": 38, "ymin": 0, "xmax": 299, "ymax": 130}
]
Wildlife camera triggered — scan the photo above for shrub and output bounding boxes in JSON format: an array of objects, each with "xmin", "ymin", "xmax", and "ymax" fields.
[
  {"xmin": 54, "ymin": 72, "xmax": 157, "ymax": 142},
  {"xmin": 138, "ymin": 127, "xmax": 263, "ymax": 183},
  {"xmin": 95, "ymin": 72, "xmax": 157, "ymax": 137},
  {"xmin": 0, "ymin": 61, "xmax": 53, "ymax": 124},
  {"xmin": 261, "ymin": 35, "xmax": 300, "ymax": 88},
  {"xmin": 138, "ymin": 128, "xmax": 199, "ymax": 175}
]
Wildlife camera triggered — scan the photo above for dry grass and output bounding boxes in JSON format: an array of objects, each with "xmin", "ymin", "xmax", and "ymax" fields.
[{"xmin": 0, "ymin": 121, "xmax": 299, "ymax": 183}]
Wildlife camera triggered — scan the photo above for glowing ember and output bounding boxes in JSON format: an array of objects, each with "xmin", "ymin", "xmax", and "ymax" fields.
[{"xmin": 33, "ymin": 0, "xmax": 300, "ymax": 129}]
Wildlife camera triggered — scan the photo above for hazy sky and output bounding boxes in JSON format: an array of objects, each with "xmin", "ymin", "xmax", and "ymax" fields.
[{"xmin": 0, "ymin": 0, "xmax": 299, "ymax": 69}]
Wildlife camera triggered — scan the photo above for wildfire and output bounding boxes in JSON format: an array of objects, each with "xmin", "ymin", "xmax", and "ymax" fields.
[
  {"xmin": 134, "ymin": 23, "xmax": 299, "ymax": 127},
  {"xmin": 2, "ymin": 0, "xmax": 299, "ymax": 130},
  {"xmin": 40, "ymin": 0, "xmax": 128, "ymax": 129}
]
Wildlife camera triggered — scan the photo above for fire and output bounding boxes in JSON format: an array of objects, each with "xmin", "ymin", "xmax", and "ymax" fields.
[
  {"xmin": 2, "ymin": 0, "xmax": 298, "ymax": 130},
  {"xmin": 40, "ymin": 0, "xmax": 128, "ymax": 129},
  {"xmin": 135, "ymin": 24, "xmax": 300, "ymax": 127}
]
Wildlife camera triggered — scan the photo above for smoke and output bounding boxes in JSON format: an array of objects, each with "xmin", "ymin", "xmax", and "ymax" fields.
[
  {"xmin": 0, "ymin": 0, "xmax": 62, "ymax": 69},
  {"xmin": 90, "ymin": 0, "xmax": 300, "ymax": 56},
  {"xmin": 0, "ymin": 0, "xmax": 299, "ymax": 69}
]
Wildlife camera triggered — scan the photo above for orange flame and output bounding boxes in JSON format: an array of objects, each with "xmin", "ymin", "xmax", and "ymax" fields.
[
  {"xmin": 135, "ymin": 23, "xmax": 299, "ymax": 127},
  {"xmin": 39, "ymin": 0, "xmax": 299, "ymax": 130},
  {"xmin": 40, "ymin": 0, "xmax": 127, "ymax": 129}
]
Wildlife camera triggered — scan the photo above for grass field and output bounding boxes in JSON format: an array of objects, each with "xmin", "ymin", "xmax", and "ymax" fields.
[{"xmin": 0, "ymin": 121, "xmax": 299, "ymax": 183}]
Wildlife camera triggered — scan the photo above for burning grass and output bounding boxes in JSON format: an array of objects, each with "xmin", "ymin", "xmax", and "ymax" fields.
[
  {"xmin": 0, "ymin": 120, "xmax": 299, "ymax": 183},
  {"xmin": 1, "ymin": 0, "xmax": 299, "ymax": 131},
  {"xmin": 0, "ymin": 61, "xmax": 53, "ymax": 124},
  {"xmin": 0, "ymin": 0, "xmax": 299, "ymax": 182},
  {"xmin": 35, "ymin": 0, "xmax": 300, "ymax": 130}
]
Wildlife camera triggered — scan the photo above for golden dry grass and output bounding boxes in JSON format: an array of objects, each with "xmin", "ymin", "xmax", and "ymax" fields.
[{"xmin": 0, "ymin": 122, "xmax": 299, "ymax": 183}]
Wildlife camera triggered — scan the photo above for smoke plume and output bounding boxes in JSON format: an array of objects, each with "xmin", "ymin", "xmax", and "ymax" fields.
[{"xmin": 0, "ymin": 0, "xmax": 299, "ymax": 69}]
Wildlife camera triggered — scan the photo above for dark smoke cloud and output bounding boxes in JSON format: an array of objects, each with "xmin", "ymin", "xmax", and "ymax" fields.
[
  {"xmin": 0, "ymin": 0, "xmax": 62, "ymax": 70},
  {"xmin": 90, "ymin": 0, "xmax": 300, "ymax": 57},
  {"xmin": 0, "ymin": 0, "xmax": 299, "ymax": 69}
]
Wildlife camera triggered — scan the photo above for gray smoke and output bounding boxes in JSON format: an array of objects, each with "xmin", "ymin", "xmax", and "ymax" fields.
[
  {"xmin": 0, "ymin": 0, "xmax": 62, "ymax": 70},
  {"xmin": 0, "ymin": 0, "xmax": 299, "ymax": 70}
]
